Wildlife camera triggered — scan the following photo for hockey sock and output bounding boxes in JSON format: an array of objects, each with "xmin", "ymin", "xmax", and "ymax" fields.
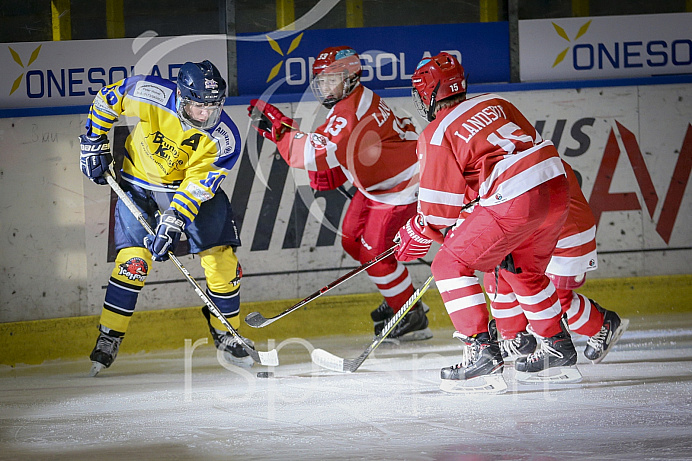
[{"xmin": 100, "ymin": 247, "xmax": 151, "ymax": 334}]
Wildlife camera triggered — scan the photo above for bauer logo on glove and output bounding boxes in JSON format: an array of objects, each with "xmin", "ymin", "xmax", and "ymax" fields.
[
  {"xmin": 144, "ymin": 209, "xmax": 185, "ymax": 261},
  {"xmin": 79, "ymin": 134, "xmax": 113, "ymax": 185}
]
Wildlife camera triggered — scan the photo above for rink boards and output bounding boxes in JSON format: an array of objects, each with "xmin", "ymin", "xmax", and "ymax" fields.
[{"xmin": 0, "ymin": 82, "xmax": 690, "ymax": 342}]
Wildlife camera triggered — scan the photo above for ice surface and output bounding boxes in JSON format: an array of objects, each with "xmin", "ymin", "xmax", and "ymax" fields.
[{"xmin": 1, "ymin": 314, "xmax": 691, "ymax": 460}]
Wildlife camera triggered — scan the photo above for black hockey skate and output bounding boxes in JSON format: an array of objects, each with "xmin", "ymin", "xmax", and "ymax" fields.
[
  {"xmin": 584, "ymin": 304, "xmax": 629, "ymax": 364},
  {"xmin": 89, "ymin": 327, "xmax": 123, "ymax": 377},
  {"xmin": 440, "ymin": 332, "xmax": 507, "ymax": 394},
  {"xmin": 488, "ymin": 319, "xmax": 537, "ymax": 361},
  {"xmin": 370, "ymin": 300, "xmax": 394, "ymax": 336},
  {"xmin": 388, "ymin": 301, "xmax": 433, "ymax": 342},
  {"xmin": 202, "ymin": 306, "xmax": 255, "ymax": 368},
  {"xmin": 514, "ymin": 328, "xmax": 581, "ymax": 383},
  {"xmin": 500, "ymin": 331, "xmax": 537, "ymax": 361}
]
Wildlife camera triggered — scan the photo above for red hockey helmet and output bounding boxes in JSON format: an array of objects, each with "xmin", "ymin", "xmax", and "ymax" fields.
[
  {"xmin": 411, "ymin": 52, "xmax": 466, "ymax": 121},
  {"xmin": 310, "ymin": 46, "xmax": 362, "ymax": 108}
]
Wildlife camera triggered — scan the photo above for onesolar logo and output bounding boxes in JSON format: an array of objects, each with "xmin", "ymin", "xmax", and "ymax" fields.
[
  {"xmin": 550, "ymin": 18, "xmax": 692, "ymax": 72},
  {"xmin": 8, "ymin": 45, "xmax": 42, "ymax": 95},
  {"xmin": 551, "ymin": 20, "xmax": 591, "ymax": 68},
  {"xmin": 265, "ymin": 33, "xmax": 304, "ymax": 83}
]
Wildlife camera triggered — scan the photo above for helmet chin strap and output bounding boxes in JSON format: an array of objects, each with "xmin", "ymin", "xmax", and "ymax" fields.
[{"xmin": 426, "ymin": 81, "xmax": 441, "ymax": 122}]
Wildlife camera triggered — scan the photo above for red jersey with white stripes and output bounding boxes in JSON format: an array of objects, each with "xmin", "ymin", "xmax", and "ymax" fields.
[
  {"xmin": 277, "ymin": 84, "xmax": 419, "ymax": 206},
  {"xmin": 416, "ymin": 93, "xmax": 566, "ymax": 231}
]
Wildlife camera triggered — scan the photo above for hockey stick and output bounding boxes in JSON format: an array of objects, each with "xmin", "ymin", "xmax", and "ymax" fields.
[
  {"xmin": 103, "ymin": 171, "xmax": 279, "ymax": 367},
  {"xmin": 311, "ymin": 275, "xmax": 434, "ymax": 373},
  {"xmin": 245, "ymin": 245, "xmax": 398, "ymax": 328},
  {"xmin": 336, "ymin": 186, "xmax": 353, "ymax": 200}
]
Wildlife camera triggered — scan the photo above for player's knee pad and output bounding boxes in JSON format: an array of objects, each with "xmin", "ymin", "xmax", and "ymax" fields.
[
  {"xmin": 340, "ymin": 234, "xmax": 361, "ymax": 261},
  {"xmin": 200, "ymin": 246, "xmax": 241, "ymax": 320},
  {"xmin": 430, "ymin": 248, "xmax": 474, "ymax": 280},
  {"xmin": 101, "ymin": 247, "xmax": 152, "ymax": 334}
]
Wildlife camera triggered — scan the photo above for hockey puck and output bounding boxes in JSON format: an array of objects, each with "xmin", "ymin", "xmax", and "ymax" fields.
[{"xmin": 256, "ymin": 371, "xmax": 274, "ymax": 378}]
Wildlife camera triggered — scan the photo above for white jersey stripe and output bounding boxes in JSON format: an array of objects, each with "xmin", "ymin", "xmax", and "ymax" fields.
[
  {"xmin": 425, "ymin": 215, "xmax": 459, "ymax": 226},
  {"xmin": 419, "ymin": 188, "xmax": 466, "ymax": 207},
  {"xmin": 556, "ymin": 226, "xmax": 597, "ymax": 249},
  {"xmin": 567, "ymin": 293, "xmax": 592, "ymax": 330},
  {"xmin": 546, "ymin": 251, "xmax": 598, "ymax": 276},
  {"xmin": 368, "ymin": 262, "xmax": 405, "ymax": 284},
  {"xmin": 435, "ymin": 276, "xmax": 479, "ymax": 293},
  {"xmin": 490, "ymin": 292, "xmax": 517, "ymax": 303},
  {"xmin": 375, "ymin": 274, "xmax": 413, "ymax": 297},
  {"xmin": 355, "ymin": 85, "xmax": 373, "ymax": 120},
  {"xmin": 515, "ymin": 281, "xmax": 556, "ymax": 306},
  {"xmin": 491, "ymin": 305, "xmax": 524, "ymax": 318},
  {"xmin": 524, "ymin": 299, "xmax": 563, "ymax": 321},
  {"xmin": 358, "ymin": 183, "xmax": 418, "ymax": 205},
  {"xmin": 364, "ymin": 163, "xmax": 419, "ymax": 192},
  {"xmin": 444, "ymin": 293, "xmax": 488, "ymax": 314},
  {"xmin": 430, "ymin": 93, "xmax": 500, "ymax": 146}
]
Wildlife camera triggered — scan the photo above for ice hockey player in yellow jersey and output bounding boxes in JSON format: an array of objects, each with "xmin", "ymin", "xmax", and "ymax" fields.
[{"xmin": 79, "ymin": 60, "xmax": 251, "ymax": 375}]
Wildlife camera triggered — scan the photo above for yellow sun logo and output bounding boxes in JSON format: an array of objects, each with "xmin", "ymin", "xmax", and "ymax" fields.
[
  {"xmin": 8, "ymin": 45, "xmax": 42, "ymax": 95},
  {"xmin": 265, "ymin": 33, "xmax": 303, "ymax": 82},
  {"xmin": 551, "ymin": 20, "xmax": 591, "ymax": 68}
]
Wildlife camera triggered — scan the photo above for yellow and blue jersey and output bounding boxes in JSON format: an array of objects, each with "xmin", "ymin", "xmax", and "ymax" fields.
[{"xmin": 85, "ymin": 75, "xmax": 241, "ymax": 226}]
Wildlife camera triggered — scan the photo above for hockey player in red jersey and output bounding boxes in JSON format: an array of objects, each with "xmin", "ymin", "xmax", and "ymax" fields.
[
  {"xmin": 395, "ymin": 52, "xmax": 579, "ymax": 393},
  {"xmin": 248, "ymin": 46, "xmax": 432, "ymax": 341},
  {"xmin": 487, "ymin": 161, "xmax": 629, "ymax": 363}
]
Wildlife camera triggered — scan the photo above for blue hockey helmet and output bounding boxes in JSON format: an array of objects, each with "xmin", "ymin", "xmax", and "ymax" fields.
[{"xmin": 176, "ymin": 60, "xmax": 227, "ymax": 129}]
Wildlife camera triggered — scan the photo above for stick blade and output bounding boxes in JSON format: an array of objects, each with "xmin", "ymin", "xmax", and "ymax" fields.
[
  {"xmin": 244, "ymin": 311, "xmax": 270, "ymax": 328},
  {"xmin": 311, "ymin": 348, "xmax": 347, "ymax": 372},
  {"xmin": 258, "ymin": 349, "xmax": 279, "ymax": 367},
  {"xmin": 342, "ymin": 357, "xmax": 365, "ymax": 373}
]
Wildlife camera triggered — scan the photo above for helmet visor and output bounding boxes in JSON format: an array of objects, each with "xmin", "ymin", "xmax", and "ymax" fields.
[{"xmin": 177, "ymin": 98, "xmax": 223, "ymax": 130}]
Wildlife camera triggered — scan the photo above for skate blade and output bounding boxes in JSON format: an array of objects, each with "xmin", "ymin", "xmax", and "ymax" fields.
[
  {"xmin": 591, "ymin": 318, "xmax": 630, "ymax": 364},
  {"xmin": 397, "ymin": 328, "xmax": 433, "ymax": 342},
  {"xmin": 311, "ymin": 348, "xmax": 346, "ymax": 372},
  {"xmin": 221, "ymin": 351, "xmax": 255, "ymax": 369},
  {"xmin": 440, "ymin": 374, "xmax": 508, "ymax": 394},
  {"xmin": 515, "ymin": 366, "xmax": 582, "ymax": 384},
  {"xmin": 89, "ymin": 362, "xmax": 105, "ymax": 377}
]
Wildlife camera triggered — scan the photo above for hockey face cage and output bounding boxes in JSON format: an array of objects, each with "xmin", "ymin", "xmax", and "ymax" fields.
[
  {"xmin": 310, "ymin": 71, "xmax": 359, "ymax": 108},
  {"xmin": 412, "ymin": 83, "xmax": 440, "ymax": 123},
  {"xmin": 310, "ymin": 47, "xmax": 361, "ymax": 108}
]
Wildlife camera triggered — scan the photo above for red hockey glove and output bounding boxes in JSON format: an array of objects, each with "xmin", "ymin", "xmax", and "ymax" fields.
[
  {"xmin": 247, "ymin": 99, "xmax": 297, "ymax": 143},
  {"xmin": 394, "ymin": 214, "xmax": 434, "ymax": 262},
  {"xmin": 308, "ymin": 167, "xmax": 348, "ymax": 191}
]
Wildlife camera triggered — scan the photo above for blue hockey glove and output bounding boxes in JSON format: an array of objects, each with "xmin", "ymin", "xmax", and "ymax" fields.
[
  {"xmin": 79, "ymin": 134, "xmax": 113, "ymax": 185},
  {"xmin": 144, "ymin": 209, "xmax": 185, "ymax": 261}
]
